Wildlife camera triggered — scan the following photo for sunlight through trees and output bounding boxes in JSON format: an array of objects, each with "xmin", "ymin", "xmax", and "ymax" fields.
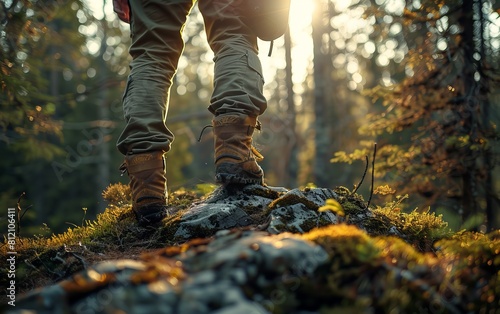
[{"xmin": 1, "ymin": 0, "xmax": 499, "ymax": 233}]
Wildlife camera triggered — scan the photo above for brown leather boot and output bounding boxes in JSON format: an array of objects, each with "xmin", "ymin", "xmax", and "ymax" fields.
[
  {"xmin": 120, "ymin": 151, "xmax": 168, "ymax": 226},
  {"xmin": 212, "ymin": 114, "xmax": 264, "ymax": 185}
]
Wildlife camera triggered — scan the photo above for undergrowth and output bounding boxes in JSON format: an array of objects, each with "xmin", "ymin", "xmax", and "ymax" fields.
[
  {"xmin": 0, "ymin": 183, "xmax": 203, "ymax": 297},
  {"xmin": 298, "ymin": 224, "xmax": 500, "ymax": 313}
]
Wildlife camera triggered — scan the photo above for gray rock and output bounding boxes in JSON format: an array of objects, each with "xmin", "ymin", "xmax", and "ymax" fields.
[
  {"xmin": 212, "ymin": 301, "xmax": 268, "ymax": 314},
  {"xmin": 267, "ymin": 188, "xmax": 340, "ymax": 234},
  {"xmin": 12, "ymin": 229, "xmax": 328, "ymax": 314},
  {"xmin": 12, "ymin": 185, "xmax": 351, "ymax": 314},
  {"xmin": 174, "ymin": 202, "xmax": 254, "ymax": 240},
  {"xmin": 173, "ymin": 185, "xmax": 285, "ymax": 240}
]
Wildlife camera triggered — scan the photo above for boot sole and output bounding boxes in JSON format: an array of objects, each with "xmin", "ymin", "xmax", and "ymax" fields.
[
  {"xmin": 215, "ymin": 173, "xmax": 264, "ymax": 186},
  {"xmin": 215, "ymin": 162, "xmax": 264, "ymax": 186}
]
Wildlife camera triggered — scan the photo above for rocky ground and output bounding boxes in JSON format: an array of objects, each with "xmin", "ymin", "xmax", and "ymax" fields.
[{"xmin": 1, "ymin": 183, "xmax": 499, "ymax": 313}]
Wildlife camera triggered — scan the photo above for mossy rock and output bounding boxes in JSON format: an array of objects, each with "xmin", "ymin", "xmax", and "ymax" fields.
[{"xmin": 2, "ymin": 183, "xmax": 497, "ymax": 313}]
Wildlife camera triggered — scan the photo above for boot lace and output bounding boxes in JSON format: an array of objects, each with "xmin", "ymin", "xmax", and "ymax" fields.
[
  {"xmin": 197, "ymin": 123, "xmax": 264, "ymax": 162},
  {"xmin": 119, "ymin": 162, "xmax": 127, "ymax": 176}
]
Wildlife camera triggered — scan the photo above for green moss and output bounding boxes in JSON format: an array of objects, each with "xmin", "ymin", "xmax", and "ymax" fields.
[
  {"xmin": 101, "ymin": 183, "xmax": 132, "ymax": 208},
  {"xmin": 334, "ymin": 187, "xmax": 367, "ymax": 210},
  {"xmin": 433, "ymin": 230, "xmax": 500, "ymax": 312},
  {"xmin": 0, "ymin": 183, "xmax": 198, "ymax": 298},
  {"xmin": 303, "ymin": 224, "xmax": 380, "ymax": 263},
  {"xmin": 373, "ymin": 207, "xmax": 452, "ymax": 250},
  {"xmin": 269, "ymin": 190, "xmax": 319, "ymax": 210},
  {"xmin": 245, "ymin": 185, "xmax": 285, "ymax": 200},
  {"xmin": 169, "ymin": 188, "xmax": 200, "ymax": 207},
  {"xmin": 2, "ymin": 183, "xmax": 499, "ymax": 313},
  {"xmin": 327, "ymin": 187, "xmax": 452, "ymax": 250},
  {"xmin": 277, "ymin": 224, "xmax": 499, "ymax": 313},
  {"xmin": 147, "ymin": 209, "xmax": 186, "ymax": 245}
]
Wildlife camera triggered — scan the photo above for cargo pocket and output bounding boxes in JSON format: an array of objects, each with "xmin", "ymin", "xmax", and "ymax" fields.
[{"xmin": 246, "ymin": 50, "xmax": 265, "ymax": 92}]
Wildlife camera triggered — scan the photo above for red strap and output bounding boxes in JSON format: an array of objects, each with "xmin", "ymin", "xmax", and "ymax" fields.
[{"xmin": 113, "ymin": 0, "xmax": 130, "ymax": 23}]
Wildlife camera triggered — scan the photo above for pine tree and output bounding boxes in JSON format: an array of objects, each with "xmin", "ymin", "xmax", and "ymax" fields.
[{"xmin": 335, "ymin": 0, "xmax": 500, "ymax": 230}]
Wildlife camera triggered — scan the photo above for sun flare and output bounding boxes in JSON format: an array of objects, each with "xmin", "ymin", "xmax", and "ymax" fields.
[{"xmin": 288, "ymin": 0, "xmax": 315, "ymax": 34}]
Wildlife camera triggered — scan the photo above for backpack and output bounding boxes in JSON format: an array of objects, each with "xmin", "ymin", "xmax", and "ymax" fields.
[{"xmin": 243, "ymin": 0, "xmax": 291, "ymax": 41}]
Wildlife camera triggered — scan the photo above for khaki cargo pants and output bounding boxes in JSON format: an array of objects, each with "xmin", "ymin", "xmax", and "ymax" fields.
[{"xmin": 116, "ymin": 0, "xmax": 267, "ymax": 155}]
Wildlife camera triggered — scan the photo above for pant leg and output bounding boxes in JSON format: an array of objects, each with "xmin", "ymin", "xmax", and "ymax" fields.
[
  {"xmin": 117, "ymin": 0, "xmax": 195, "ymax": 155},
  {"xmin": 198, "ymin": 0, "xmax": 267, "ymax": 118}
]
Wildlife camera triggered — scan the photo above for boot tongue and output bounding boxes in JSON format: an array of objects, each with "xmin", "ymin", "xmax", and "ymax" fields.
[
  {"xmin": 213, "ymin": 115, "xmax": 258, "ymax": 127},
  {"xmin": 216, "ymin": 124, "xmax": 256, "ymax": 137}
]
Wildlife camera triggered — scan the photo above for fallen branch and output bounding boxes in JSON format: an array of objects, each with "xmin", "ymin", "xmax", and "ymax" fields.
[
  {"xmin": 367, "ymin": 143, "xmax": 377, "ymax": 209},
  {"xmin": 352, "ymin": 155, "xmax": 369, "ymax": 195},
  {"xmin": 17, "ymin": 192, "xmax": 32, "ymax": 237}
]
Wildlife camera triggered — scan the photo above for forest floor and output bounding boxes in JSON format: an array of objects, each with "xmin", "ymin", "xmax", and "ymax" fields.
[{"xmin": 1, "ymin": 183, "xmax": 499, "ymax": 313}]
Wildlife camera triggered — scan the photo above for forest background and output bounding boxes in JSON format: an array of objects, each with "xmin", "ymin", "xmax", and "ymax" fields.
[{"xmin": 1, "ymin": 0, "xmax": 499, "ymax": 236}]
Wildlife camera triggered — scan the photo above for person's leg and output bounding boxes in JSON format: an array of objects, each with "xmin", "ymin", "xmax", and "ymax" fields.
[
  {"xmin": 117, "ymin": 0, "xmax": 194, "ymax": 225},
  {"xmin": 199, "ymin": 0, "xmax": 268, "ymax": 185},
  {"xmin": 117, "ymin": 0, "xmax": 195, "ymax": 155}
]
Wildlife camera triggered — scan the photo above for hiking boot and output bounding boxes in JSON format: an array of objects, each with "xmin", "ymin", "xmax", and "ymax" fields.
[
  {"xmin": 212, "ymin": 114, "xmax": 264, "ymax": 185},
  {"xmin": 120, "ymin": 151, "xmax": 168, "ymax": 226}
]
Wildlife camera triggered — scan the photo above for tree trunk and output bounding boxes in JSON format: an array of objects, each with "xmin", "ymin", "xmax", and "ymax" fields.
[
  {"xmin": 283, "ymin": 28, "xmax": 298, "ymax": 188},
  {"xmin": 96, "ymin": 3, "xmax": 111, "ymax": 213},
  {"xmin": 459, "ymin": 0, "xmax": 479, "ymax": 227},
  {"xmin": 312, "ymin": 0, "xmax": 330, "ymax": 187},
  {"xmin": 478, "ymin": 0, "xmax": 495, "ymax": 231}
]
